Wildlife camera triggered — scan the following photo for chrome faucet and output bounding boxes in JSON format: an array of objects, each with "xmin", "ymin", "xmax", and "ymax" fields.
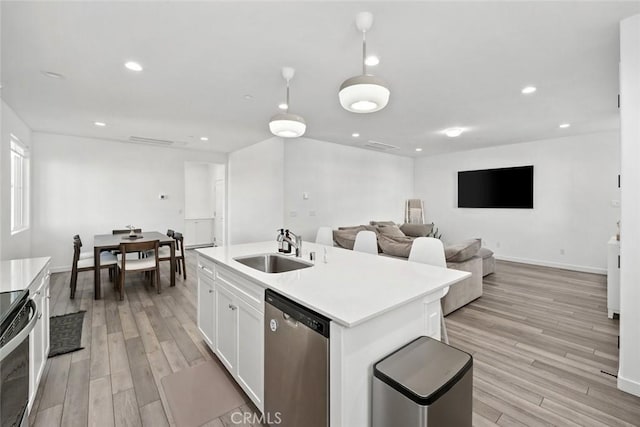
[{"xmin": 284, "ymin": 230, "xmax": 303, "ymax": 257}]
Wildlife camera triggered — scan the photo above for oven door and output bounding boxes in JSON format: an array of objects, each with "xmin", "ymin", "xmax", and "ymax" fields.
[{"xmin": 0, "ymin": 299, "xmax": 37, "ymax": 427}]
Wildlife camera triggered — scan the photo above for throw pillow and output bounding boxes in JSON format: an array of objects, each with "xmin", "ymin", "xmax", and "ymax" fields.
[
  {"xmin": 400, "ymin": 223, "xmax": 434, "ymax": 237},
  {"xmin": 445, "ymin": 239, "xmax": 481, "ymax": 262},
  {"xmin": 477, "ymin": 247, "xmax": 494, "ymax": 259},
  {"xmin": 370, "ymin": 220, "xmax": 396, "ymax": 227},
  {"xmin": 378, "ymin": 234, "xmax": 416, "ymax": 258},
  {"xmin": 378, "ymin": 224, "xmax": 406, "ymax": 238}
]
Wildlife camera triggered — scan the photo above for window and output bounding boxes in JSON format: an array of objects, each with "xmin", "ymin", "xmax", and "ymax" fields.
[{"xmin": 10, "ymin": 136, "xmax": 29, "ymax": 233}]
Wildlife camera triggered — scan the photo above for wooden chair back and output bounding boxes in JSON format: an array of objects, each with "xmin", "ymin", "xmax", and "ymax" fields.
[
  {"xmin": 167, "ymin": 229, "xmax": 175, "ymax": 237},
  {"xmin": 72, "ymin": 237, "xmax": 82, "ymax": 267},
  {"xmin": 118, "ymin": 240, "xmax": 159, "ymax": 270},
  {"xmin": 173, "ymin": 232, "xmax": 184, "ymax": 253}
]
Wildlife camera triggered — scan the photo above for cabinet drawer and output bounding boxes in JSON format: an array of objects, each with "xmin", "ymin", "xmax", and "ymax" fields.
[
  {"xmin": 216, "ymin": 266, "xmax": 263, "ymax": 313},
  {"xmin": 197, "ymin": 255, "xmax": 216, "ymax": 279}
]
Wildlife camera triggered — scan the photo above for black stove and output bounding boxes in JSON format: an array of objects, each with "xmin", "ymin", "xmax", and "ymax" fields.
[{"xmin": 0, "ymin": 290, "xmax": 29, "ymax": 338}]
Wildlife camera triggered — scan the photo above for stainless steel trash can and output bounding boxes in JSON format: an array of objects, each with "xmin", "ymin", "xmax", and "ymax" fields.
[{"xmin": 372, "ymin": 336, "xmax": 473, "ymax": 427}]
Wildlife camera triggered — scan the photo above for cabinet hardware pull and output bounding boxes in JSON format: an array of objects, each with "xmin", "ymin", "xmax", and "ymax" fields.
[
  {"xmin": 38, "ymin": 313, "xmax": 43, "ymax": 320},
  {"xmin": 228, "ymin": 304, "xmax": 237, "ymax": 310},
  {"xmin": 35, "ymin": 291, "xmax": 41, "ymax": 296},
  {"xmin": 208, "ymin": 289, "xmax": 213, "ymax": 294}
]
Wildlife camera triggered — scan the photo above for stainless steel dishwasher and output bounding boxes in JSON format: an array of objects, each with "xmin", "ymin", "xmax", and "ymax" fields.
[{"xmin": 264, "ymin": 289, "xmax": 330, "ymax": 427}]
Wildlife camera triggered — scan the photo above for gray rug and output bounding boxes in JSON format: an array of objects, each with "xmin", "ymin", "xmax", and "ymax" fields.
[{"xmin": 48, "ymin": 310, "xmax": 86, "ymax": 357}]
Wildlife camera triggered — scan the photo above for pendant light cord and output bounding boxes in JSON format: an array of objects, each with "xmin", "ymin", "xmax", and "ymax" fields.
[
  {"xmin": 362, "ymin": 30, "xmax": 367, "ymax": 75},
  {"xmin": 285, "ymin": 79, "xmax": 291, "ymax": 113}
]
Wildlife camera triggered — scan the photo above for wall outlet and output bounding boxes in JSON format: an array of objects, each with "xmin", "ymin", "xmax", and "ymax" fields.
[
  {"xmin": 303, "ymin": 192, "xmax": 309, "ymax": 200},
  {"xmin": 560, "ymin": 249, "xmax": 565, "ymax": 255},
  {"xmin": 496, "ymin": 242, "xmax": 501, "ymax": 248},
  {"xmin": 289, "ymin": 211, "xmax": 298, "ymax": 217},
  {"xmin": 611, "ymin": 200, "xmax": 621, "ymax": 207}
]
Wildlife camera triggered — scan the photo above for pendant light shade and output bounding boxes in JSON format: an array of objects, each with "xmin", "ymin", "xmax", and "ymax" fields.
[
  {"xmin": 269, "ymin": 112, "xmax": 306, "ymax": 138},
  {"xmin": 339, "ymin": 75, "xmax": 390, "ymax": 113},
  {"xmin": 339, "ymin": 12, "xmax": 390, "ymax": 113},
  {"xmin": 269, "ymin": 67, "xmax": 306, "ymax": 138}
]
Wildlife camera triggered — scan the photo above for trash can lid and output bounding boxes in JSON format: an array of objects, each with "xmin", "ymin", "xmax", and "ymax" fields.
[{"xmin": 374, "ymin": 336, "xmax": 473, "ymax": 406}]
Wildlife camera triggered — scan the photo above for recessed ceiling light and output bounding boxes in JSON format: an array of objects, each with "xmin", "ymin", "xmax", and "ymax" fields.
[
  {"xmin": 559, "ymin": 123, "xmax": 571, "ymax": 128},
  {"xmin": 521, "ymin": 86, "xmax": 537, "ymax": 94},
  {"xmin": 42, "ymin": 71, "xmax": 65, "ymax": 79},
  {"xmin": 443, "ymin": 127, "xmax": 465, "ymax": 138},
  {"xmin": 415, "ymin": 148, "xmax": 423, "ymax": 152},
  {"xmin": 200, "ymin": 136, "xmax": 209, "ymax": 141},
  {"xmin": 352, "ymin": 133, "xmax": 360, "ymax": 138},
  {"xmin": 365, "ymin": 55, "xmax": 380, "ymax": 66},
  {"xmin": 278, "ymin": 103, "xmax": 288, "ymax": 110},
  {"xmin": 244, "ymin": 94, "xmax": 253, "ymax": 100},
  {"xmin": 94, "ymin": 121, "xmax": 106, "ymax": 127},
  {"xmin": 124, "ymin": 61, "xmax": 143, "ymax": 72}
]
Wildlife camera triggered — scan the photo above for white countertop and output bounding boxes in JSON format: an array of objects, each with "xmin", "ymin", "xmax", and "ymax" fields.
[
  {"xmin": 0, "ymin": 257, "xmax": 51, "ymax": 293},
  {"xmin": 196, "ymin": 242, "xmax": 470, "ymax": 327}
]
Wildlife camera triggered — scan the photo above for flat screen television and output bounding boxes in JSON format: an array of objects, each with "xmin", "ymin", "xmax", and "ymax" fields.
[{"xmin": 457, "ymin": 165, "xmax": 533, "ymax": 209}]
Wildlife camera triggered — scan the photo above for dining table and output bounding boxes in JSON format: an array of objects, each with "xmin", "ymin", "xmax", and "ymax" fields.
[{"xmin": 93, "ymin": 231, "xmax": 176, "ymax": 299}]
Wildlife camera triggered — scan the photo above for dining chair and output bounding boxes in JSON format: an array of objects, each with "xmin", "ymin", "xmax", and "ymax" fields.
[
  {"xmin": 70, "ymin": 236, "xmax": 117, "ymax": 299},
  {"xmin": 353, "ymin": 230, "xmax": 378, "ymax": 255},
  {"xmin": 156, "ymin": 231, "xmax": 186, "ymax": 280},
  {"xmin": 408, "ymin": 237, "xmax": 450, "ymax": 344},
  {"xmin": 116, "ymin": 240, "xmax": 160, "ymax": 300},
  {"xmin": 315, "ymin": 227, "xmax": 334, "ymax": 246},
  {"xmin": 73, "ymin": 235, "xmax": 93, "ymax": 260}
]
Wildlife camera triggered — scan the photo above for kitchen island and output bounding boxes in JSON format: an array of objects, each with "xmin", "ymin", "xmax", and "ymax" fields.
[{"xmin": 196, "ymin": 241, "xmax": 469, "ymax": 426}]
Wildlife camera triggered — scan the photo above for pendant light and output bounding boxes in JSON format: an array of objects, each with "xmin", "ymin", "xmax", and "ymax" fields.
[
  {"xmin": 339, "ymin": 12, "xmax": 390, "ymax": 113},
  {"xmin": 269, "ymin": 67, "xmax": 306, "ymax": 138}
]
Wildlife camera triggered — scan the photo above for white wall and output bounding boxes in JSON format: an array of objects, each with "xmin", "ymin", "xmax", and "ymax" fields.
[
  {"xmin": 414, "ymin": 132, "xmax": 620, "ymax": 273},
  {"xmin": 30, "ymin": 132, "xmax": 226, "ymax": 269},
  {"xmin": 184, "ymin": 162, "xmax": 216, "ymax": 219},
  {"xmin": 228, "ymin": 137, "xmax": 283, "ymax": 244},
  {"xmin": 1, "ymin": 100, "xmax": 32, "ymax": 260},
  {"xmin": 283, "ymin": 138, "xmax": 414, "ymax": 241},
  {"xmin": 618, "ymin": 14, "xmax": 640, "ymax": 397}
]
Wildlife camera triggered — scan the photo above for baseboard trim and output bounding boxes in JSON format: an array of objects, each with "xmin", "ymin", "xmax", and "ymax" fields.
[
  {"xmin": 51, "ymin": 265, "xmax": 71, "ymax": 273},
  {"xmin": 493, "ymin": 255, "xmax": 606, "ymax": 275},
  {"xmin": 618, "ymin": 373, "xmax": 640, "ymax": 397}
]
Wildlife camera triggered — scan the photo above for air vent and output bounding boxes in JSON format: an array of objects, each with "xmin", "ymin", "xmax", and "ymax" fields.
[
  {"xmin": 363, "ymin": 140, "xmax": 399, "ymax": 151},
  {"xmin": 128, "ymin": 136, "xmax": 174, "ymax": 146}
]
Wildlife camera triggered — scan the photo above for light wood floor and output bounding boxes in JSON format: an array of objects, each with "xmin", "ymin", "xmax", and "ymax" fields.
[{"xmin": 30, "ymin": 254, "xmax": 640, "ymax": 426}]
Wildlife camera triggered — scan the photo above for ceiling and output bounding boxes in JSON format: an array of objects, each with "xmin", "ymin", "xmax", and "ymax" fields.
[{"xmin": 2, "ymin": 1, "xmax": 639, "ymax": 156}]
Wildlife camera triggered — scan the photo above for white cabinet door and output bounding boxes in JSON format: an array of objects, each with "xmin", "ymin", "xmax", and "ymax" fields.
[
  {"xmin": 197, "ymin": 274, "xmax": 216, "ymax": 347},
  {"xmin": 236, "ymin": 298, "xmax": 264, "ymax": 411},
  {"xmin": 216, "ymin": 283, "xmax": 237, "ymax": 373}
]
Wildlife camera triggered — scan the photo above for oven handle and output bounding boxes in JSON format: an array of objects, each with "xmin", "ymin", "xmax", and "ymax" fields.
[{"xmin": 0, "ymin": 299, "xmax": 38, "ymax": 362}]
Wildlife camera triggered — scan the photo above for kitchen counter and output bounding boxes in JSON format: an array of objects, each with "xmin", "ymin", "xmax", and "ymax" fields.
[
  {"xmin": 196, "ymin": 242, "xmax": 471, "ymax": 426},
  {"xmin": 196, "ymin": 241, "xmax": 469, "ymax": 327},
  {"xmin": 0, "ymin": 257, "xmax": 52, "ymax": 293}
]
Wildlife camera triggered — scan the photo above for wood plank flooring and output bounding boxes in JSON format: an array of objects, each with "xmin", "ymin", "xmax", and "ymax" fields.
[
  {"xmin": 30, "ymin": 254, "xmax": 640, "ymax": 426},
  {"xmin": 30, "ymin": 251, "xmax": 263, "ymax": 427},
  {"xmin": 447, "ymin": 261, "xmax": 640, "ymax": 427}
]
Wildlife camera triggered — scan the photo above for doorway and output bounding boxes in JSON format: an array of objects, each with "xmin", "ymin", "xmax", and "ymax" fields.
[{"xmin": 184, "ymin": 162, "xmax": 226, "ymax": 248}]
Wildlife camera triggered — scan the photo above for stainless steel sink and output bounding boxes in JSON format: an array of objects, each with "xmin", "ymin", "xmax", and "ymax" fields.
[{"xmin": 233, "ymin": 253, "xmax": 313, "ymax": 274}]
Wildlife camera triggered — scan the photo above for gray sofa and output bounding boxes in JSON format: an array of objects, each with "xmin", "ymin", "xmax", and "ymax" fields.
[{"xmin": 332, "ymin": 222, "xmax": 494, "ymax": 315}]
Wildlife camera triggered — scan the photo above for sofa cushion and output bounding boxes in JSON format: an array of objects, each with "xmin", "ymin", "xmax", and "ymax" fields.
[
  {"xmin": 377, "ymin": 234, "xmax": 416, "ymax": 258},
  {"xmin": 445, "ymin": 239, "xmax": 481, "ymax": 262},
  {"xmin": 370, "ymin": 220, "xmax": 396, "ymax": 227},
  {"xmin": 399, "ymin": 223, "xmax": 434, "ymax": 238},
  {"xmin": 477, "ymin": 247, "xmax": 494, "ymax": 260},
  {"xmin": 378, "ymin": 224, "xmax": 406, "ymax": 238},
  {"xmin": 333, "ymin": 227, "xmax": 366, "ymax": 250}
]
